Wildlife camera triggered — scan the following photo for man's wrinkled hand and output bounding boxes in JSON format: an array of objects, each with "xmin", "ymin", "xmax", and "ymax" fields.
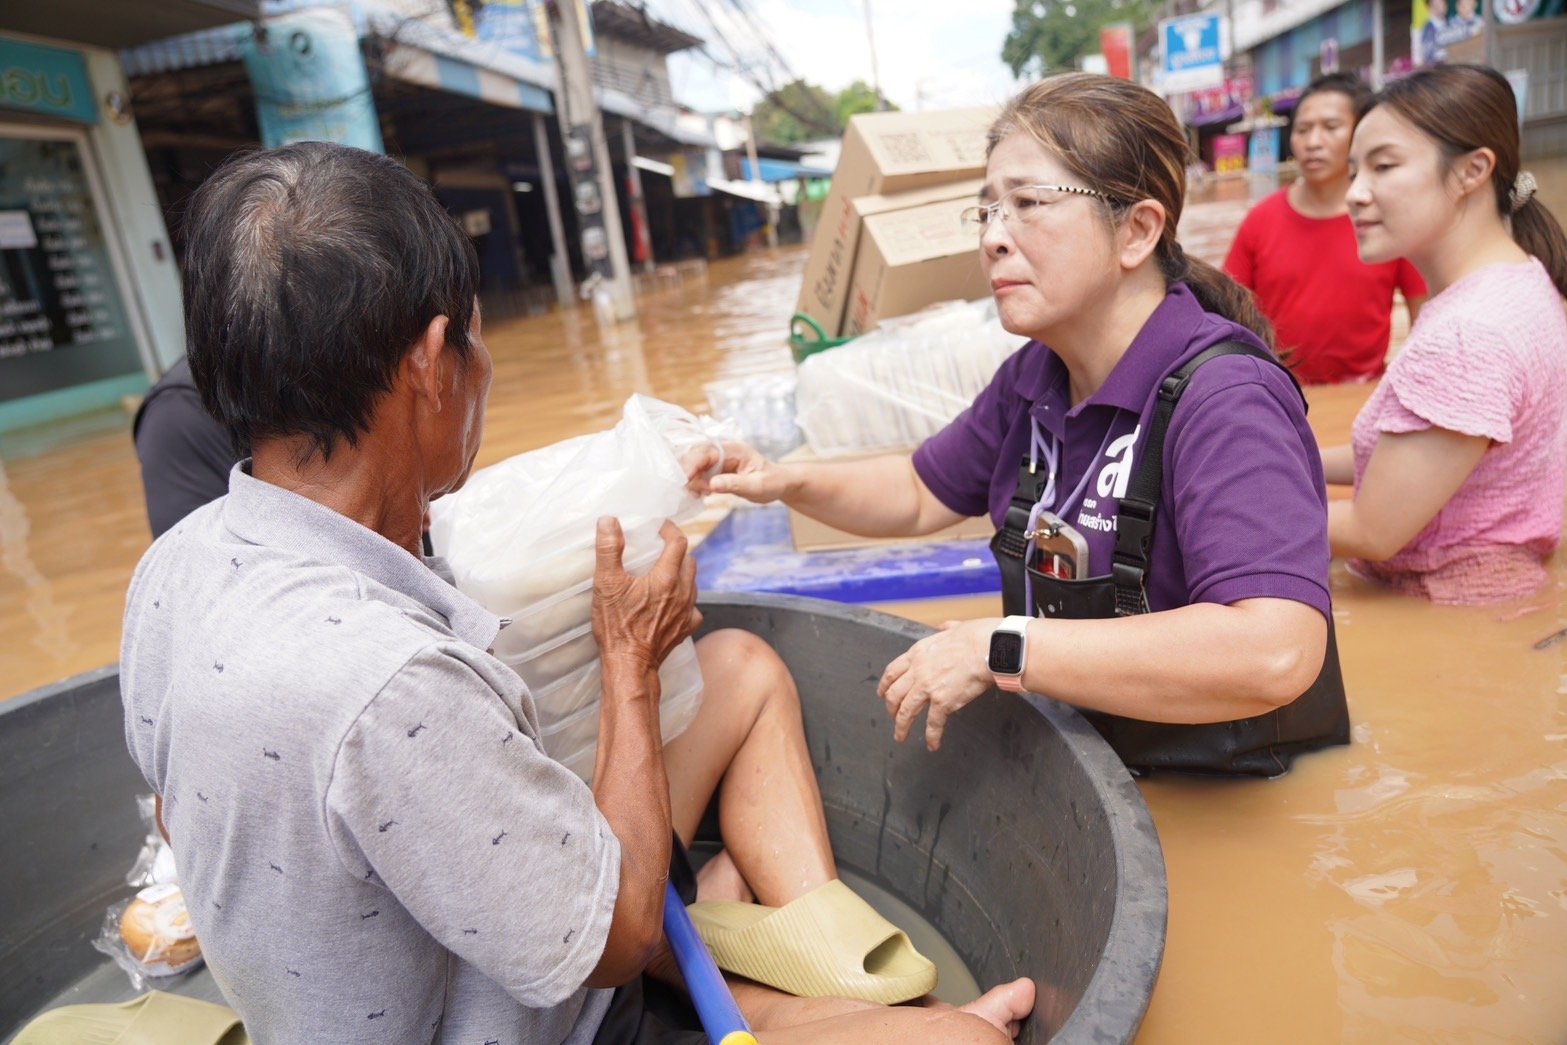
[{"xmin": 591, "ymin": 518, "xmax": 701, "ymax": 679}]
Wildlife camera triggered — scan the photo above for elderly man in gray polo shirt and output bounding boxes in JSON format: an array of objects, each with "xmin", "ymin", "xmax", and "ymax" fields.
[{"xmin": 120, "ymin": 142, "xmax": 1032, "ymax": 1043}]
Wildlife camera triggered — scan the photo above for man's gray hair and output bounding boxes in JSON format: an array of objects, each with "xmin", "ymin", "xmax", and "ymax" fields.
[{"xmin": 182, "ymin": 141, "xmax": 479, "ymax": 461}]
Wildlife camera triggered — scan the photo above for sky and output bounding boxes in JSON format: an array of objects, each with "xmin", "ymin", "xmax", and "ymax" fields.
[{"xmin": 647, "ymin": 0, "xmax": 1027, "ymax": 116}]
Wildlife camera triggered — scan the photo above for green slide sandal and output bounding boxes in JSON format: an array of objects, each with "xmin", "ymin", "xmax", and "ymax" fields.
[
  {"xmin": 687, "ymin": 878, "xmax": 938, "ymax": 1005},
  {"xmin": 13, "ymin": 990, "xmax": 248, "ymax": 1045}
]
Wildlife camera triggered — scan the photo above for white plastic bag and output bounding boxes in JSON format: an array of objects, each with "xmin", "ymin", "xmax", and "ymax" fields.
[
  {"xmin": 430, "ymin": 395, "xmax": 729, "ymax": 779},
  {"xmin": 124, "ymin": 793, "xmax": 178, "ymax": 889}
]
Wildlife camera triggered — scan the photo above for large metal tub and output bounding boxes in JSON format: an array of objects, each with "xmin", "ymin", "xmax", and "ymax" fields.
[{"xmin": 0, "ymin": 594, "xmax": 1165, "ymax": 1042}]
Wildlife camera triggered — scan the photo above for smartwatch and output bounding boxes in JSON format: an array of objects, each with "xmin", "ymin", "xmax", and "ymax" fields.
[{"xmin": 987, "ymin": 615, "xmax": 1032, "ymax": 692}]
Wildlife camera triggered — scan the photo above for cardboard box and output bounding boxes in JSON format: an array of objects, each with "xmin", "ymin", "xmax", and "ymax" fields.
[
  {"xmin": 843, "ymin": 186, "xmax": 990, "ymax": 337},
  {"xmin": 781, "ymin": 446, "xmax": 995, "ymax": 552},
  {"xmin": 795, "ymin": 107, "xmax": 996, "ymax": 338}
]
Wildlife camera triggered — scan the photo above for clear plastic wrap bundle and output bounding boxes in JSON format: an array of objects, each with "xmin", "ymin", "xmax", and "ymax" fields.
[{"xmin": 794, "ymin": 299, "xmax": 1027, "ymax": 457}]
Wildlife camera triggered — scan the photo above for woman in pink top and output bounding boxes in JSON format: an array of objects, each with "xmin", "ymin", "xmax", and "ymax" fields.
[{"xmin": 1322, "ymin": 64, "xmax": 1567, "ymax": 603}]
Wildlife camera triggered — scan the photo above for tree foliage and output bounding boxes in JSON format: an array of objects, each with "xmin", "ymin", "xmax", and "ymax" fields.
[
  {"xmin": 1000, "ymin": 0, "xmax": 1156, "ymax": 79},
  {"xmin": 752, "ymin": 79, "xmax": 898, "ymax": 145},
  {"xmin": 834, "ymin": 80, "xmax": 887, "ymax": 126}
]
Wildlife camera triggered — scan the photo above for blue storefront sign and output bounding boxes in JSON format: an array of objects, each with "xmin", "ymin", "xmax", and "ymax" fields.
[
  {"xmin": 240, "ymin": 9, "xmax": 383, "ymax": 153},
  {"xmin": 449, "ymin": 0, "xmax": 585, "ymax": 59},
  {"xmin": 1162, "ymin": 13, "xmax": 1226, "ymax": 94},
  {"xmin": 0, "ymin": 38, "xmax": 98, "ymax": 124},
  {"xmin": 1249, "ymin": 126, "xmax": 1280, "ymax": 175}
]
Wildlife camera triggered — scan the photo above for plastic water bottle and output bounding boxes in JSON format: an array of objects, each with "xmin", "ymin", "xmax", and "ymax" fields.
[{"xmin": 591, "ymin": 284, "xmax": 615, "ymax": 327}]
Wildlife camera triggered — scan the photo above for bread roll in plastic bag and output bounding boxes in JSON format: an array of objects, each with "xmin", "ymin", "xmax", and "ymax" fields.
[{"xmin": 429, "ymin": 395, "xmax": 732, "ymax": 778}]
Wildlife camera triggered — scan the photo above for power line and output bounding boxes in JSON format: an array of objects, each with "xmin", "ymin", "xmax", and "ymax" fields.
[
  {"xmin": 723, "ymin": 0, "xmax": 803, "ymax": 87},
  {"xmin": 669, "ymin": 0, "xmax": 837, "ymax": 134},
  {"xmin": 676, "ymin": 0, "xmax": 777, "ymax": 90}
]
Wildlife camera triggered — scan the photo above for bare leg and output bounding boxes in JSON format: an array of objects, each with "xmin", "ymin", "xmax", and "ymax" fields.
[
  {"xmin": 655, "ymin": 633, "xmax": 1036, "ymax": 1039},
  {"xmin": 732, "ymin": 976, "xmax": 1035, "ymax": 1043},
  {"xmin": 662, "ymin": 629, "xmax": 835, "ymax": 905},
  {"xmin": 694, "ymin": 848, "xmax": 753, "ymax": 903}
]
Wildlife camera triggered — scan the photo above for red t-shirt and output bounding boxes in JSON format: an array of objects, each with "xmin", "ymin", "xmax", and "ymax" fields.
[{"xmin": 1224, "ymin": 189, "xmax": 1427, "ymax": 385}]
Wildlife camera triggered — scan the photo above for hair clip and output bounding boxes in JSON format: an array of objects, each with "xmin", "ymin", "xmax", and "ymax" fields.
[{"xmin": 1511, "ymin": 170, "xmax": 1537, "ymax": 212}]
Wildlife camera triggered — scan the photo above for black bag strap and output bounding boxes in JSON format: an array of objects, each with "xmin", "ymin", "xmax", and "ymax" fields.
[
  {"xmin": 1110, "ymin": 341, "xmax": 1304, "ymax": 616},
  {"xmin": 993, "ymin": 457, "xmax": 1050, "ymax": 615}
]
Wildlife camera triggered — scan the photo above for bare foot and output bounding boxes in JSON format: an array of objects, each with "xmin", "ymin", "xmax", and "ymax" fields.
[
  {"xmin": 696, "ymin": 848, "xmax": 754, "ymax": 903},
  {"xmin": 959, "ymin": 978, "xmax": 1035, "ymax": 1039}
]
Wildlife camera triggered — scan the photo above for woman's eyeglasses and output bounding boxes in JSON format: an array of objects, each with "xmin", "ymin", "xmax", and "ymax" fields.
[{"xmin": 959, "ymin": 184, "xmax": 1115, "ymax": 234}]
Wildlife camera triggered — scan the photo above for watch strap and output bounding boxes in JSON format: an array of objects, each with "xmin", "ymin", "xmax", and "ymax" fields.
[{"xmin": 990, "ymin": 615, "xmax": 1033, "ymax": 692}]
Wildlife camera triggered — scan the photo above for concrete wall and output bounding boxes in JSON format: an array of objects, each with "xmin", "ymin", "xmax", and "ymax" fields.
[{"xmin": 1499, "ymin": 18, "xmax": 1567, "ymax": 159}]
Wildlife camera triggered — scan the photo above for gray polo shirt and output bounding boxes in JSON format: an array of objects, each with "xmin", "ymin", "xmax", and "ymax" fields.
[{"xmin": 121, "ymin": 464, "xmax": 620, "ymax": 1044}]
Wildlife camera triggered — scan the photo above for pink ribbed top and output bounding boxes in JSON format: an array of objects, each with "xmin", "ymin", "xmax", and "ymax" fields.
[{"xmin": 1350, "ymin": 258, "xmax": 1567, "ymax": 604}]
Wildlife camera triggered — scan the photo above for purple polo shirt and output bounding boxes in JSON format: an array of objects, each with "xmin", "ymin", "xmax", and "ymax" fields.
[{"xmin": 913, "ymin": 284, "xmax": 1331, "ymax": 618}]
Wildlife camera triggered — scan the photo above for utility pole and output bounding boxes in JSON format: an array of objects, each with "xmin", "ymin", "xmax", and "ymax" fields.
[
  {"xmin": 531, "ymin": 112, "xmax": 575, "ymax": 308},
  {"xmin": 1223, "ymin": 0, "xmax": 1236, "ymax": 77},
  {"xmin": 1371, "ymin": 0, "xmax": 1385, "ymax": 88},
  {"xmin": 550, "ymin": 0, "xmax": 636, "ymax": 321},
  {"xmin": 863, "ymin": 0, "xmax": 885, "ymax": 110},
  {"xmin": 742, "ymin": 111, "xmax": 778, "ymax": 248},
  {"xmin": 1483, "ymin": 0, "xmax": 1498, "ymax": 70},
  {"xmin": 621, "ymin": 121, "xmax": 655, "ymax": 273}
]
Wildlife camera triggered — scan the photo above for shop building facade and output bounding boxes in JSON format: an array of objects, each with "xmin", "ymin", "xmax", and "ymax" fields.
[{"xmin": 0, "ymin": 2, "xmax": 258, "ymax": 434}]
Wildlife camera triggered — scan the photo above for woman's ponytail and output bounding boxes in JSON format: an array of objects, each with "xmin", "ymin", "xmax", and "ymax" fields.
[
  {"xmin": 1158, "ymin": 243, "xmax": 1276, "ymax": 351},
  {"xmin": 1511, "ymin": 194, "xmax": 1567, "ymax": 299}
]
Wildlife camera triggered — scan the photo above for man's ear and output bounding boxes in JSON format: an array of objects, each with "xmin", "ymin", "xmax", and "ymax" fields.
[
  {"xmin": 1119, "ymin": 200, "xmax": 1167, "ymax": 270},
  {"xmin": 405, "ymin": 315, "xmax": 452, "ymax": 412}
]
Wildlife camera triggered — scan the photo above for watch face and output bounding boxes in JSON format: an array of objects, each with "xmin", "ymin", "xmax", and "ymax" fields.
[{"xmin": 988, "ymin": 631, "xmax": 1025, "ymax": 674}]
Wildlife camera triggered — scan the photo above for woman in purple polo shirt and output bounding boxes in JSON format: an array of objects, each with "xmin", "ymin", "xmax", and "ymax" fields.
[{"xmin": 707, "ymin": 74, "xmax": 1349, "ymax": 776}]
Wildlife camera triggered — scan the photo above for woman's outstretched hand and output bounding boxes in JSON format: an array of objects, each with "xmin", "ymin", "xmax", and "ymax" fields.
[
  {"xmin": 877, "ymin": 619, "xmax": 999, "ymax": 752},
  {"xmin": 686, "ymin": 439, "xmax": 792, "ymax": 505}
]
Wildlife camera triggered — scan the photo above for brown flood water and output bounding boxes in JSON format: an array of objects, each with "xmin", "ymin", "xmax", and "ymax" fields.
[
  {"xmin": 1140, "ymin": 412, "xmax": 1567, "ymax": 1041},
  {"xmin": 2, "ymin": 174, "xmax": 1566, "ymax": 1041}
]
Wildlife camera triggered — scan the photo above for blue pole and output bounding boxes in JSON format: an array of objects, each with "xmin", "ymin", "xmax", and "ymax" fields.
[{"xmin": 662, "ymin": 881, "xmax": 757, "ymax": 1045}]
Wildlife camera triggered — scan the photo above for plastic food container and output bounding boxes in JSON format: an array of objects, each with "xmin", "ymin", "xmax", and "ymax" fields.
[
  {"xmin": 490, "ymin": 530, "xmax": 663, "ymax": 667},
  {"xmin": 537, "ymin": 638, "xmax": 704, "ymax": 781}
]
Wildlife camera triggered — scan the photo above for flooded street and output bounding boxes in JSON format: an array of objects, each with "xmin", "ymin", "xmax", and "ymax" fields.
[
  {"xmin": 0, "ymin": 250, "xmax": 806, "ymax": 701},
  {"xmin": 3, "ymin": 174, "xmax": 1567, "ymax": 1041},
  {"xmin": 1140, "ymin": 386, "xmax": 1567, "ymax": 1043}
]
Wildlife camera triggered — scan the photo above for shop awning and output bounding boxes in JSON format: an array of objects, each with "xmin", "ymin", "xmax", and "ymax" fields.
[
  {"xmin": 119, "ymin": 24, "xmax": 244, "ymax": 77},
  {"xmin": 739, "ymin": 157, "xmax": 832, "ymax": 182},
  {"xmin": 5, "ymin": 0, "xmax": 259, "ymax": 50},
  {"xmin": 121, "ymin": 1, "xmax": 553, "ymax": 114},
  {"xmin": 708, "ymin": 178, "xmax": 778, "ymax": 203},
  {"xmin": 599, "ymin": 89, "xmax": 715, "ymax": 147},
  {"xmin": 365, "ymin": 6, "xmax": 554, "ymax": 116},
  {"xmin": 1187, "ymin": 103, "xmax": 1245, "ymax": 128},
  {"xmin": 637, "ymin": 161, "xmax": 775, "ymax": 202}
]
